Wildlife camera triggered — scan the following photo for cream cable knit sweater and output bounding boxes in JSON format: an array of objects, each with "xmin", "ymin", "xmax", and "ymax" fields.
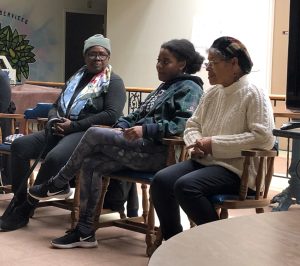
[{"xmin": 184, "ymin": 75, "xmax": 275, "ymax": 190}]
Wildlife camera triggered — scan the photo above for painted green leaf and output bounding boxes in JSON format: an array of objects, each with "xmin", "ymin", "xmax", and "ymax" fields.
[{"xmin": 0, "ymin": 24, "xmax": 36, "ymax": 81}]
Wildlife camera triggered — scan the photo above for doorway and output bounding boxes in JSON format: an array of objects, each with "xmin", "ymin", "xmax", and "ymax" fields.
[{"xmin": 65, "ymin": 12, "xmax": 104, "ymax": 81}]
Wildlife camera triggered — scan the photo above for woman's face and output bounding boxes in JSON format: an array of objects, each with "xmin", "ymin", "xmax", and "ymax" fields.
[
  {"xmin": 84, "ymin": 45, "xmax": 110, "ymax": 74},
  {"xmin": 156, "ymin": 48, "xmax": 186, "ymax": 82},
  {"xmin": 206, "ymin": 51, "xmax": 238, "ymax": 87}
]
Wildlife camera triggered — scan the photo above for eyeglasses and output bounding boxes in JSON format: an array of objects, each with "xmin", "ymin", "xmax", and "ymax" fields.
[
  {"xmin": 204, "ymin": 60, "xmax": 225, "ymax": 68},
  {"xmin": 87, "ymin": 53, "xmax": 109, "ymax": 61}
]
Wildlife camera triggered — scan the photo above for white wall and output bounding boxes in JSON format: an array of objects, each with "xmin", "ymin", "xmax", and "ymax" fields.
[
  {"xmin": 1, "ymin": 0, "xmax": 275, "ymax": 88},
  {"xmin": 107, "ymin": 0, "xmax": 201, "ymax": 89},
  {"xmin": 107, "ymin": 0, "xmax": 274, "ymax": 92}
]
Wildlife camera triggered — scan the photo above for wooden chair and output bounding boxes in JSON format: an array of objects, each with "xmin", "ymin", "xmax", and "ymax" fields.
[
  {"xmin": 0, "ymin": 103, "xmax": 53, "ymax": 192},
  {"xmin": 89, "ymin": 137, "xmax": 187, "ymax": 257},
  {"xmin": 0, "ymin": 113, "xmax": 25, "ymax": 193},
  {"xmin": 145, "ymin": 148, "xmax": 277, "ymax": 256},
  {"xmin": 210, "ymin": 149, "xmax": 278, "ymax": 219}
]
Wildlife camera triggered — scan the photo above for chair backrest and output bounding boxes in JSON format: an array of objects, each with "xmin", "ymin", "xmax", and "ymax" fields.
[
  {"xmin": 240, "ymin": 149, "xmax": 277, "ymax": 200},
  {"xmin": 212, "ymin": 149, "xmax": 278, "ymax": 219}
]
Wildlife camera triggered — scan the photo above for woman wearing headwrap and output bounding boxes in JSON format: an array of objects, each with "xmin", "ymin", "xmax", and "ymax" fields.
[
  {"xmin": 151, "ymin": 36, "xmax": 275, "ymax": 240},
  {"xmin": 0, "ymin": 34, "xmax": 126, "ymax": 231}
]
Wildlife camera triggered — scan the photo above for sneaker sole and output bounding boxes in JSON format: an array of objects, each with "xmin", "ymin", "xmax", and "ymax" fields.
[
  {"xmin": 51, "ymin": 240, "xmax": 98, "ymax": 249},
  {"xmin": 28, "ymin": 190, "xmax": 73, "ymax": 201}
]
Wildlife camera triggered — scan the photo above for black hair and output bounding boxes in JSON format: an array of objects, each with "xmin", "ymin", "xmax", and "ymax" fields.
[{"xmin": 161, "ymin": 39, "xmax": 204, "ymax": 74}]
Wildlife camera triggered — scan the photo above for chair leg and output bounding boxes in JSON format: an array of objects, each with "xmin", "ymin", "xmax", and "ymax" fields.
[
  {"xmin": 145, "ymin": 195, "xmax": 159, "ymax": 257},
  {"xmin": 0, "ymin": 170, "xmax": 6, "ymax": 194},
  {"xmin": 220, "ymin": 208, "xmax": 229, "ymax": 219},
  {"xmin": 189, "ymin": 217, "xmax": 196, "ymax": 228},
  {"xmin": 71, "ymin": 172, "xmax": 81, "ymax": 229},
  {"xmin": 147, "ymin": 226, "xmax": 163, "ymax": 257},
  {"xmin": 118, "ymin": 209, "xmax": 126, "ymax": 219},
  {"xmin": 28, "ymin": 159, "xmax": 39, "ymax": 187},
  {"xmin": 141, "ymin": 183, "xmax": 149, "ymax": 223},
  {"xmin": 256, "ymin": 207, "xmax": 264, "ymax": 214},
  {"xmin": 28, "ymin": 172, "xmax": 35, "ymax": 187}
]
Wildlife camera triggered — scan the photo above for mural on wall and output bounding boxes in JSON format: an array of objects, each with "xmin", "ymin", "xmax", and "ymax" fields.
[
  {"xmin": 0, "ymin": 1, "xmax": 106, "ymax": 83},
  {"xmin": 0, "ymin": 3, "xmax": 60, "ymax": 83},
  {"xmin": 0, "ymin": 9, "xmax": 36, "ymax": 82},
  {"xmin": 0, "ymin": 23, "xmax": 36, "ymax": 81}
]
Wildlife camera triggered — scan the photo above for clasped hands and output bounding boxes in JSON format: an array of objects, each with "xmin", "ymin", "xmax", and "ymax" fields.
[
  {"xmin": 186, "ymin": 137, "xmax": 212, "ymax": 158},
  {"xmin": 51, "ymin": 118, "xmax": 72, "ymax": 136}
]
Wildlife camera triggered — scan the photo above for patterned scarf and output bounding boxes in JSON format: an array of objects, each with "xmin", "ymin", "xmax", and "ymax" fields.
[{"xmin": 60, "ymin": 65, "xmax": 112, "ymax": 119}]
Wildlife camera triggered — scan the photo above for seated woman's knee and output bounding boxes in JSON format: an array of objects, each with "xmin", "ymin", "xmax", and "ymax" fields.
[
  {"xmin": 11, "ymin": 137, "xmax": 23, "ymax": 152},
  {"xmin": 174, "ymin": 177, "xmax": 201, "ymax": 200},
  {"xmin": 85, "ymin": 126, "xmax": 104, "ymax": 138},
  {"xmin": 151, "ymin": 168, "xmax": 172, "ymax": 191},
  {"xmin": 11, "ymin": 136, "xmax": 32, "ymax": 158},
  {"xmin": 81, "ymin": 157, "xmax": 94, "ymax": 172},
  {"xmin": 44, "ymin": 150, "xmax": 68, "ymax": 168}
]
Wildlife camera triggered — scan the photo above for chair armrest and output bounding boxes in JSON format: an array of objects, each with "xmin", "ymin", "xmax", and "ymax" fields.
[
  {"xmin": 241, "ymin": 149, "xmax": 277, "ymax": 157},
  {"xmin": 162, "ymin": 136, "xmax": 185, "ymax": 146},
  {"xmin": 0, "ymin": 113, "xmax": 24, "ymax": 119}
]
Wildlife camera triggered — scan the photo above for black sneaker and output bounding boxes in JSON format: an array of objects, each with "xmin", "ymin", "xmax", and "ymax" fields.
[
  {"xmin": 0, "ymin": 201, "xmax": 34, "ymax": 231},
  {"xmin": 28, "ymin": 178, "xmax": 72, "ymax": 200},
  {"xmin": 0, "ymin": 196, "xmax": 22, "ymax": 220},
  {"xmin": 0, "ymin": 196, "xmax": 24, "ymax": 230},
  {"xmin": 51, "ymin": 228, "xmax": 98, "ymax": 249}
]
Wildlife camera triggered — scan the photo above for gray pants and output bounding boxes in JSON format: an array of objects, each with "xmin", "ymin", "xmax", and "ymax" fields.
[{"xmin": 53, "ymin": 127, "xmax": 168, "ymax": 234}]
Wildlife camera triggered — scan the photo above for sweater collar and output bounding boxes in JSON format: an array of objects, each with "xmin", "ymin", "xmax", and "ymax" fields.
[{"xmin": 220, "ymin": 74, "xmax": 249, "ymax": 95}]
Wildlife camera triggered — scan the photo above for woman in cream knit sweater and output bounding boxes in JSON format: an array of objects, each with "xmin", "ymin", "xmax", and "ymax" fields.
[{"xmin": 151, "ymin": 36, "xmax": 275, "ymax": 240}]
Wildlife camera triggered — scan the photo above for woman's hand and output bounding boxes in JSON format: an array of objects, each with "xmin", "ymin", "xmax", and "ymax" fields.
[
  {"xmin": 52, "ymin": 118, "xmax": 72, "ymax": 136},
  {"xmin": 186, "ymin": 137, "xmax": 212, "ymax": 158},
  {"xmin": 123, "ymin": 126, "xmax": 143, "ymax": 141}
]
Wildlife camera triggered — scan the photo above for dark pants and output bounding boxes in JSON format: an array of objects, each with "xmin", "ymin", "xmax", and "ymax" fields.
[
  {"xmin": 11, "ymin": 129, "xmax": 85, "ymax": 200},
  {"xmin": 151, "ymin": 159, "xmax": 240, "ymax": 240}
]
